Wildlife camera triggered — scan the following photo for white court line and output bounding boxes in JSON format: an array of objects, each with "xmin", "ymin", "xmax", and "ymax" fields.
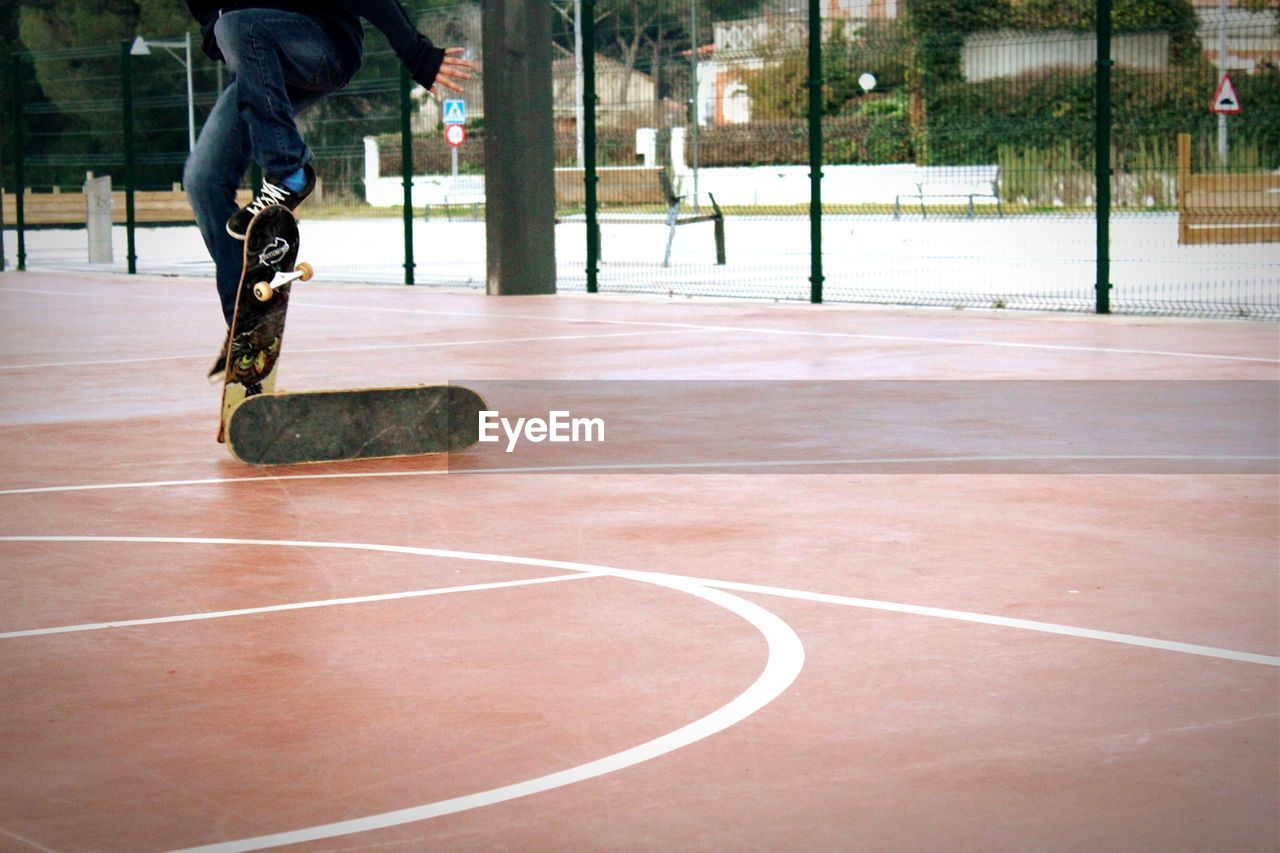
[
  {"xmin": 0, "ymin": 826, "xmax": 58, "ymax": 853},
  {"xmin": 0, "ymin": 535, "xmax": 805, "ymax": 853},
  {"xmin": 292, "ymin": 302, "xmax": 1280, "ymax": 365},
  {"xmin": 446, "ymin": 455, "xmax": 1277, "ymax": 475},
  {"xmin": 2, "ymin": 282, "xmax": 1275, "ymax": 365},
  {"xmin": 0, "ymin": 287, "xmax": 209, "ymax": 304},
  {"xmin": 696, "ymin": 577, "xmax": 1280, "ymax": 667},
  {"xmin": 0, "ymin": 329, "xmax": 706, "ymax": 372},
  {"xmin": 1, "ymin": 536, "xmax": 1273, "ymax": 667},
  {"xmin": 0, "ymin": 454, "xmax": 1274, "ymax": 497},
  {"xmin": 0, "ymin": 572, "xmax": 600, "ymax": 640},
  {"xmin": 0, "ymin": 536, "xmax": 1274, "ymax": 848},
  {"xmin": 0, "ymin": 352, "xmax": 222, "ymax": 371}
]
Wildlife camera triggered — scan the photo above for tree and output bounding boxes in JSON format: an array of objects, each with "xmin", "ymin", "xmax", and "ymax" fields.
[
  {"xmin": 905, "ymin": 0, "xmax": 1007, "ymax": 87},
  {"xmin": 744, "ymin": 19, "xmax": 889, "ymax": 120},
  {"xmin": 907, "ymin": 0, "xmax": 1208, "ymax": 76},
  {"xmin": 0, "ymin": 2, "xmax": 20, "ymax": 178},
  {"xmin": 18, "ymin": 0, "xmax": 138, "ymax": 103},
  {"xmin": 14, "ymin": 1, "xmax": 215, "ymax": 188},
  {"xmin": 136, "ymin": 0, "xmax": 198, "ymax": 44},
  {"xmin": 586, "ymin": 0, "xmax": 764, "ymax": 115}
]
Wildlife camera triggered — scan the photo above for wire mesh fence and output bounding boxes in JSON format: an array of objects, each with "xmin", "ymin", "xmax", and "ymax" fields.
[{"xmin": 2, "ymin": 0, "xmax": 1277, "ymax": 318}]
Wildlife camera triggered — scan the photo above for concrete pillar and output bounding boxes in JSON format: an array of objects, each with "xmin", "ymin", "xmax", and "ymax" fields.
[
  {"xmin": 84, "ymin": 172, "xmax": 114, "ymax": 264},
  {"xmin": 481, "ymin": 0, "xmax": 556, "ymax": 294}
]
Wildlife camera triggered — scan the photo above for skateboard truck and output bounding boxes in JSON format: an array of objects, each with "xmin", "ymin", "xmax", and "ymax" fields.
[{"xmin": 253, "ymin": 261, "xmax": 314, "ymax": 302}]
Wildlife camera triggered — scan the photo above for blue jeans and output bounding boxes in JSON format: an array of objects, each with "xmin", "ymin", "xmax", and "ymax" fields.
[{"xmin": 184, "ymin": 9, "xmax": 359, "ymax": 325}]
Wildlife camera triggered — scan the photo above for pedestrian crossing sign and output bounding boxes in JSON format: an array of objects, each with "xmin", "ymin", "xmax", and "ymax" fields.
[{"xmin": 443, "ymin": 100, "xmax": 466, "ymax": 125}]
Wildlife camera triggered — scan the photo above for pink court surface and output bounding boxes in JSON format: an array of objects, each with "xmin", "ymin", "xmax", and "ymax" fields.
[{"xmin": 0, "ymin": 270, "xmax": 1276, "ymax": 851}]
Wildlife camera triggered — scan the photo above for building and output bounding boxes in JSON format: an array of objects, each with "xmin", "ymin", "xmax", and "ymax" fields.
[{"xmin": 698, "ymin": 0, "xmax": 1276, "ymax": 125}]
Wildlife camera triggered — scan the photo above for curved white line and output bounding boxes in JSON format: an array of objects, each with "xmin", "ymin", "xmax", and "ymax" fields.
[
  {"xmin": 0, "ymin": 535, "xmax": 1273, "ymax": 665},
  {"xmin": 0, "ymin": 536, "xmax": 805, "ymax": 852},
  {"xmin": 192, "ymin": 581, "xmax": 800, "ymax": 852}
]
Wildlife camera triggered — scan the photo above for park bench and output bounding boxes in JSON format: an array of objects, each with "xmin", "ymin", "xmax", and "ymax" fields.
[
  {"xmin": 556, "ymin": 166, "xmax": 725, "ymax": 267},
  {"xmin": 893, "ymin": 171, "xmax": 1003, "ymax": 219},
  {"xmin": 1177, "ymin": 133, "xmax": 1280, "ymax": 245},
  {"xmin": 423, "ymin": 168, "xmax": 726, "ymax": 266},
  {"xmin": 422, "ymin": 177, "xmax": 486, "ymax": 220}
]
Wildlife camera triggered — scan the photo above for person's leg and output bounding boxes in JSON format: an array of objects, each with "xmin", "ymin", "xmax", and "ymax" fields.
[
  {"xmin": 184, "ymin": 81, "xmax": 325, "ymax": 331},
  {"xmin": 214, "ymin": 10, "xmax": 359, "ymax": 238},
  {"xmin": 184, "ymin": 81, "xmax": 252, "ymax": 326},
  {"xmin": 186, "ymin": 9, "xmax": 357, "ymax": 365},
  {"xmin": 213, "ymin": 9, "xmax": 355, "ymax": 180}
]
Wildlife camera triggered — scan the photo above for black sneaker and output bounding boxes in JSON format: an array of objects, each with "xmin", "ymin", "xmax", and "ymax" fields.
[{"xmin": 226, "ymin": 163, "xmax": 315, "ymax": 240}]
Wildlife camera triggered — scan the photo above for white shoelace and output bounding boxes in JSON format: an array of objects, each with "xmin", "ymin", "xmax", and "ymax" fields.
[{"xmin": 246, "ymin": 180, "xmax": 290, "ymax": 216}]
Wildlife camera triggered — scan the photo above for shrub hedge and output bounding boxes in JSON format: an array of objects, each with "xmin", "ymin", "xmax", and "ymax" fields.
[
  {"xmin": 927, "ymin": 65, "xmax": 1280, "ymax": 166},
  {"xmin": 378, "ymin": 65, "xmax": 1276, "ymax": 173}
]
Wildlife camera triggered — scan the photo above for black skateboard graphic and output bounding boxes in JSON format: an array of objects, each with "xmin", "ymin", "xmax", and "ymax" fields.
[{"xmin": 216, "ymin": 204, "xmax": 312, "ymax": 442}]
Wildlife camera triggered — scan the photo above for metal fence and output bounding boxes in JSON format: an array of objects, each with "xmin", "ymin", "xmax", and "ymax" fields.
[{"xmin": 3, "ymin": 0, "xmax": 1278, "ymax": 319}]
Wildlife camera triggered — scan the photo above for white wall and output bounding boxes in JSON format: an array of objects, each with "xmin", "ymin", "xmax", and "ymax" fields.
[
  {"xmin": 962, "ymin": 31, "xmax": 1171, "ymax": 82},
  {"xmin": 363, "ymin": 138, "xmax": 1000, "ymax": 209},
  {"xmin": 671, "ymin": 164, "xmax": 1000, "ymax": 207}
]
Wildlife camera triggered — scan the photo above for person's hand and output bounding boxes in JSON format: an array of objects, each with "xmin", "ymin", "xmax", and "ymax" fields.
[{"xmin": 430, "ymin": 48, "xmax": 474, "ymax": 94}]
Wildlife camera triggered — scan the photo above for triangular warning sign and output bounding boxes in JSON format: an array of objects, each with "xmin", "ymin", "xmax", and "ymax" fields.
[{"xmin": 1211, "ymin": 75, "xmax": 1242, "ymax": 115}]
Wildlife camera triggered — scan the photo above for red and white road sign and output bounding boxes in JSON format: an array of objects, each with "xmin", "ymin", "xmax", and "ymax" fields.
[
  {"xmin": 1211, "ymin": 74, "xmax": 1242, "ymax": 115},
  {"xmin": 444, "ymin": 124, "xmax": 467, "ymax": 147}
]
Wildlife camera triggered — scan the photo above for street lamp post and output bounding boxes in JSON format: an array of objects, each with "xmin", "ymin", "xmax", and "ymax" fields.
[
  {"xmin": 574, "ymin": 0, "xmax": 584, "ymax": 168},
  {"xmin": 1217, "ymin": 0, "xmax": 1228, "ymax": 166},
  {"xmin": 130, "ymin": 32, "xmax": 196, "ymax": 152}
]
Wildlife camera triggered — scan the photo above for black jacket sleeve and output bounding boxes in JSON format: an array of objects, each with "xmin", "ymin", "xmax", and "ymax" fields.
[
  {"xmin": 184, "ymin": 0, "xmax": 224, "ymax": 62},
  {"xmin": 334, "ymin": 0, "xmax": 446, "ymax": 89}
]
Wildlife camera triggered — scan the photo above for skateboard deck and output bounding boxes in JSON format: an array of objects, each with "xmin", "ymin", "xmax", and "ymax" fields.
[
  {"xmin": 225, "ymin": 384, "xmax": 488, "ymax": 466},
  {"xmin": 216, "ymin": 204, "xmax": 311, "ymax": 442}
]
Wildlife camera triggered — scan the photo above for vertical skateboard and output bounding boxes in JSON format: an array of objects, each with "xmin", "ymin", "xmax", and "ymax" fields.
[{"xmin": 215, "ymin": 204, "xmax": 312, "ymax": 442}]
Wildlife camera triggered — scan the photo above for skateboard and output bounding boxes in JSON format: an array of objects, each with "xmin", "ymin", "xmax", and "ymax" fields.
[
  {"xmin": 216, "ymin": 204, "xmax": 313, "ymax": 442},
  {"xmin": 225, "ymin": 384, "xmax": 488, "ymax": 466}
]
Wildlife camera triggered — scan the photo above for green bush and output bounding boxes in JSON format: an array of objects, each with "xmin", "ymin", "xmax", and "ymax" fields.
[
  {"xmin": 696, "ymin": 115, "xmax": 914, "ymax": 166},
  {"xmin": 847, "ymin": 20, "xmax": 912, "ymax": 93},
  {"xmin": 909, "ymin": 0, "xmax": 1204, "ymax": 88},
  {"xmin": 925, "ymin": 66, "xmax": 1280, "ymax": 168},
  {"xmin": 744, "ymin": 19, "xmax": 912, "ymax": 120}
]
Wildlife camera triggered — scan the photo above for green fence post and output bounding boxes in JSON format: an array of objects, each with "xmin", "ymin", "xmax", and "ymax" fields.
[
  {"xmin": 400, "ymin": 64, "xmax": 415, "ymax": 286},
  {"xmin": 807, "ymin": 0, "xmax": 823, "ymax": 304},
  {"xmin": 1094, "ymin": 0, "xmax": 1112, "ymax": 314},
  {"xmin": 11, "ymin": 53, "xmax": 26, "ymax": 272},
  {"xmin": 120, "ymin": 40, "xmax": 137, "ymax": 275},
  {"xmin": 583, "ymin": 0, "xmax": 599, "ymax": 294}
]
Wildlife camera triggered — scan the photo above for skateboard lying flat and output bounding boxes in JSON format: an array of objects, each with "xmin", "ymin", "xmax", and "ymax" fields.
[
  {"xmin": 216, "ymin": 203, "xmax": 313, "ymax": 442},
  {"xmin": 226, "ymin": 384, "xmax": 488, "ymax": 466}
]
